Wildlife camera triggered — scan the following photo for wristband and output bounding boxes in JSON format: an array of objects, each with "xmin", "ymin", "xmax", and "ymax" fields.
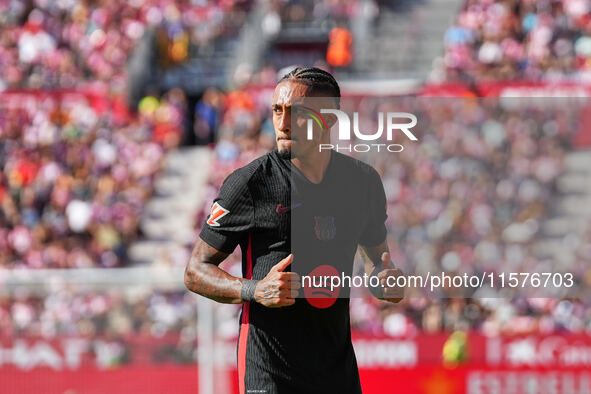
[
  {"xmin": 241, "ymin": 280, "xmax": 259, "ymax": 302},
  {"xmin": 369, "ymin": 265, "xmax": 384, "ymax": 298}
]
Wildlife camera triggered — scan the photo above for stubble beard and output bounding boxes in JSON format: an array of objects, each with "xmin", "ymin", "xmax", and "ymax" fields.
[{"xmin": 277, "ymin": 147, "xmax": 294, "ymax": 160}]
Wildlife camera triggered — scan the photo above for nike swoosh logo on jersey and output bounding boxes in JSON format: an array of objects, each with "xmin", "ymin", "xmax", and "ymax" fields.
[{"xmin": 276, "ymin": 203, "xmax": 302, "ymax": 214}]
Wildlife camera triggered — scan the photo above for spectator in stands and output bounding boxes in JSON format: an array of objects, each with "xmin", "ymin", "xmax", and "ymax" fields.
[
  {"xmin": 326, "ymin": 23, "xmax": 354, "ymax": 68},
  {"xmin": 194, "ymin": 88, "xmax": 224, "ymax": 145}
]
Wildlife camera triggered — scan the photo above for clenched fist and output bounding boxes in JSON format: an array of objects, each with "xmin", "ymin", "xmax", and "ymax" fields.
[
  {"xmin": 375, "ymin": 252, "xmax": 404, "ymax": 303},
  {"xmin": 255, "ymin": 254, "xmax": 301, "ymax": 308}
]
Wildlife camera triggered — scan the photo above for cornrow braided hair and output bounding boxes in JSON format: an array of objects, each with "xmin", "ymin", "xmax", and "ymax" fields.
[{"xmin": 279, "ymin": 66, "xmax": 341, "ymax": 108}]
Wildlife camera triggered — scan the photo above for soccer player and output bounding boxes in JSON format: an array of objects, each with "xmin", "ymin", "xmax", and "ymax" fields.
[{"xmin": 184, "ymin": 67, "xmax": 404, "ymax": 394}]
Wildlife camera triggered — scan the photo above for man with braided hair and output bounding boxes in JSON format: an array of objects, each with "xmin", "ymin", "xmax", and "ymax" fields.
[{"xmin": 185, "ymin": 66, "xmax": 404, "ymax": 394}]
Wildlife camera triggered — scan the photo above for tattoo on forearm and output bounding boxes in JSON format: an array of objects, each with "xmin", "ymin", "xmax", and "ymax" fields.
[{"xmin": 184, "ymin": 239, "xmax": 244, "ymax": 304}]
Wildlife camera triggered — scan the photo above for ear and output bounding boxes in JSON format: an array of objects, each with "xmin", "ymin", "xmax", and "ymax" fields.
[{"xmin": 323, "ymin": 112, "xmax": 337, "ymax": 129}]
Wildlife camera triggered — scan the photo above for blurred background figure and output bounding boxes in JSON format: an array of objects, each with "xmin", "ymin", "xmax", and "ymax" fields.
[
  {"xmin": 326, "ymin": 22, "xmax": 353, "ymax": 68},
  {"xmin": 443, "ymin": 331, "xmax": 469, "ymax": 368}
]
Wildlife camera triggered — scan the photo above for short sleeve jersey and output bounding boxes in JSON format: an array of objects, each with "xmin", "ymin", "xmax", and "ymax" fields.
[{"xmin": 200, "ymin": 149, "xmax": 387, "ymax": 394}]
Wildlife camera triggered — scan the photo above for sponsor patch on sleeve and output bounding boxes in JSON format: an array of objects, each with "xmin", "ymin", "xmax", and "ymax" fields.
[{"xmin": 207, "ymin": 202, "xmax": 230, "ymax": 227}]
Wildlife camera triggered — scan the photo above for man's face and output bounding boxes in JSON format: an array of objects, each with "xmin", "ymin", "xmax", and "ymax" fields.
[{"xmin": 272, "ymin": 80, "xmax": 332, "ymax": 159}]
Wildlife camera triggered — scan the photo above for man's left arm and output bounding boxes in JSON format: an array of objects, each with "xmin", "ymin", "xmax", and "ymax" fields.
[
  {"xmin": 359, "ymin": 241, "xmax": 404, "ymax": 303},
  {"xmin": 358, "ymin": 167, "xmax": 404, "ymax": 303}
]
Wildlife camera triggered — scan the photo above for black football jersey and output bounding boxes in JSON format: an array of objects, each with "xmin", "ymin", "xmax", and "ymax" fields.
[{"xmin": 200, "ymin": 149, "xmax": 387, "ymax": 394}]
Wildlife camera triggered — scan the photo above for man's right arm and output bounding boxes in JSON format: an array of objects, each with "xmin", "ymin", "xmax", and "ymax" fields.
[
  {"xmin": 184, "ymin": 238, "xmax": 301, "ymax": 306},
  {"xmin": 184, "ymin": 237, "xmax": 244, "ymax": 304}
]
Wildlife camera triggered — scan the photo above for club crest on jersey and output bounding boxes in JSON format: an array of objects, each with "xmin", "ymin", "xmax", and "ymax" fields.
[
  {"xmin": 314, "ymin": 216, "xmax": 336, "ymax": 241},
  {"xmin": 207, "ymin": 202, "xmax": 229, "ymax": 227}
]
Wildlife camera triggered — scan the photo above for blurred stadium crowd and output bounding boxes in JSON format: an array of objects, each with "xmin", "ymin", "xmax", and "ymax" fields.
[
  {"xmin": 0, "ymin": 0, "xmax": 251, "ymax": 89},
  {"xmin": 352, "ymin": 97, "xmax": 591, "ymax": 336},
  {"xmin": 1, "ymin": 0, "xmax": 591, "ymax": 353},
  {"xmin": 0, "ymin": 287, "xmax": 199, "ymax": 366},
  {"xmin": 444, "ymin": 0, "xmax": 591, "ymax": 81},
  {"xmin": 0, "ymin": 90, "xmax": 187, "ymax": 268}
]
